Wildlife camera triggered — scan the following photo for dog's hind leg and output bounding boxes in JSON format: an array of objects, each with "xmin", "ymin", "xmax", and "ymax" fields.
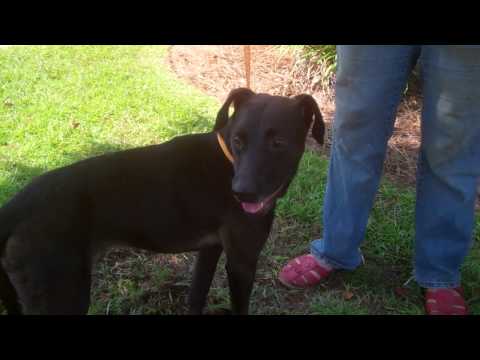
[
  {"xmin": 0, "ymin": 257, "xmax": 21, "ymax": 315},
  {"xmin": 3, "ymin": 235, "xmax": 92, "ymax": 315},
  {"xmin": 187, "ymin": 244, "xmax": 223, "ymax": 315},
  {"xmin": 6, "ymin": 258, "xmax": 92, "ymax": 315}
]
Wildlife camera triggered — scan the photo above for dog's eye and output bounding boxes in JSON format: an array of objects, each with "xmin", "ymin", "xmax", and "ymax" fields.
[{"xmin": 232, "ymin": 136, "xmax": 244, "ymax": 151}]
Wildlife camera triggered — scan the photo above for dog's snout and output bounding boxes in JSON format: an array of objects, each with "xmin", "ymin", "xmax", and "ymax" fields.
[{"xmin": 232, "ymin": 178, "xmax": 259, "ymax": 202}]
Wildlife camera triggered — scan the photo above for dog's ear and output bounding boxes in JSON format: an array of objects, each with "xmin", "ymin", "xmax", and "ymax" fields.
[
  {"xmin": 294, "ymin": 94, "xmax": 325, "ymax": 145},
  {"xmin": 214, "ymin": 88, "xmax": 255, "ymax": 131}
]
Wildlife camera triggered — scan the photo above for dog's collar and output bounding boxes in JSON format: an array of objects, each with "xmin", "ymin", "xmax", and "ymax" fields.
[{"xmin": 216, "ymin": 132, "xmax": 234, "ymax": 164}]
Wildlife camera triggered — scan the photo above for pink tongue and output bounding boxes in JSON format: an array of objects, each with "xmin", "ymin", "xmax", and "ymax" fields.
[{"xmin": 241, "ymin": 202, "xmax": 264, "ymax": 214}]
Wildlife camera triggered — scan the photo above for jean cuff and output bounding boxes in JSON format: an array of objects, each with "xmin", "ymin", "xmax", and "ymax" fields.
[
  {"xmin": 415, "ymin": 275, "xmax": 461, "ymax": 289},
  {"xmin": 310, "ymin": 238, "xmax": 360, "ymax": 270}
]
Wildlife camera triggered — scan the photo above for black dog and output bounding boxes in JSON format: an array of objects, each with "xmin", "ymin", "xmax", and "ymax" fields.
[{"xmin": 0, "ymin": 88, "xmax": 324, "ymax": 315}]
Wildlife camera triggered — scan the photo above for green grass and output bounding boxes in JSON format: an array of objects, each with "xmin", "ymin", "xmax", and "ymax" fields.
[
  {"xmin": 1, "ymin": 45, "xmax": 479, "ymax": 315},
  {"xmin": 0, "ymin": 46, "xmax": 218, "ymax": 203}
]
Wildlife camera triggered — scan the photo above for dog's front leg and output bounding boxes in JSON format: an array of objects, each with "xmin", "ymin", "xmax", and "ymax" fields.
[
  {"xmin": 225, "ymin": 255, "xmax": 258, "ymax": 315},
  {"xmin": 187, "ymin": 245, "xmax": 223, "ymax": 314},
  {"xmin": 222, "ymin": 226, "xmax": 269, "ymax": 315}
]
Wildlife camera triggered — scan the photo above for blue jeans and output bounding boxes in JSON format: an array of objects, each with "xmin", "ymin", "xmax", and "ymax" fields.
[{"xmin": 311, "ymin": 45, "xmax": 480, "ymax": 288}]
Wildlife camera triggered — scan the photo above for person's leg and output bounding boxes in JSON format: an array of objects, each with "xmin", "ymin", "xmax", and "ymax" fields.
[
  {"xmin": 415, "ymin": 45, "xmax": 480, "ymax": 293},
  {"xmin": 280, "ymin": 45, "xmax": 420, "ymax": 288},
  {"xmin": 314, "ymin": 45, "xmax": 421, "ymax": 269}
]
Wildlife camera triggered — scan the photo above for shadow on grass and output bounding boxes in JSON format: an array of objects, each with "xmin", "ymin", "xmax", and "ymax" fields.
[{"xmin": 0, "ymin": 110, "xmax": 216, "ymax": 203}]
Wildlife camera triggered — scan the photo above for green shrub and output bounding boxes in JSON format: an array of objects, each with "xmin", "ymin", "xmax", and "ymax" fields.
[
  {"xmin": 302, "ymin": 45, "xmax": 337, "ymax": 81},
  {"xmin": 300, "ymin": 45, "xmax": 421, "ymax": 96}
]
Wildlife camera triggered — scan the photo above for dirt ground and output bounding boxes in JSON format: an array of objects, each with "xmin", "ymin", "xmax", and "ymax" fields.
[{"xmin": 167, "ymin": 45, "xmax": 479, "ymax": 207}]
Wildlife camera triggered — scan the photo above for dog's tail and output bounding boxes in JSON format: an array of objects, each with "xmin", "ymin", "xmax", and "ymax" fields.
[{"xmin": 0, "ymin": 204, "xmax": 22, "ymax": 315}]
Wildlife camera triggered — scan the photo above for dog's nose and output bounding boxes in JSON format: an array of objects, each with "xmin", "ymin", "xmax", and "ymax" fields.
[
  {"xmin": 232, "ymin": 191, "xmax": 259, "ymax": 203},
  {"xmin": 232, "ymin": 177, "xmax": 259, "ymax": 202}
]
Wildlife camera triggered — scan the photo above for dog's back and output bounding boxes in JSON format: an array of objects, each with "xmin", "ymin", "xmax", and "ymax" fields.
[{"xmin": 0, "ymin": 132, "xmax": 233, "ymax": 314}]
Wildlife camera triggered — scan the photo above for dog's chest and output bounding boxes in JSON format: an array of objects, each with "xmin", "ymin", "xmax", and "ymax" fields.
[{"xmin": 197, "ymin": 232, "xmax": 221, "ymax": 248}]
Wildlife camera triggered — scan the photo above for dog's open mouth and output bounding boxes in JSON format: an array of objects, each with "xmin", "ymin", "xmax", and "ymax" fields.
[{"xmin": 237, "ymin": 184, "xmax": 284, "ymax": 215}]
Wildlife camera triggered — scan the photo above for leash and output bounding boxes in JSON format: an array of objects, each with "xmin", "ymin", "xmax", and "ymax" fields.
[
  {"xmin": 215, "ymin": 46, "xmax": 251, "ymax": 164},
  {"xmin": 216, "ymin": 132, "xmax": 234, "ymax": 164},
  {"xmin": 244, "ymin": 45, "xmax": 251, "ymax": 89}
]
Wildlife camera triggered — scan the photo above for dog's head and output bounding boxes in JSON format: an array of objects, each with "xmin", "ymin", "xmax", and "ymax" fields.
[{"xmin": 215, "ymin": 88, "xmax": 324, "ymax": 215}]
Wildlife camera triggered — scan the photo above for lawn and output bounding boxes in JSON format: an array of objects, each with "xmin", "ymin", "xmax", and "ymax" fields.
[{"xmin": 1, "ymin": 45, "xmax": 479, "ymax": 315}]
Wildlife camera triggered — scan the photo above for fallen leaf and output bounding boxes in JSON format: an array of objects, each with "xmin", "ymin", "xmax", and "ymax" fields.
[
  {"xmin": 394, "ymin": 287, "xmax": 410, "ymax": 299},
  {"xmin": 343, "ymin": 291, "xmax": 354, "ymax": 300}
]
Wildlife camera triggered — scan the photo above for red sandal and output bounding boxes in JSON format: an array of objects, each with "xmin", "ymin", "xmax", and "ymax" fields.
[
  {"xmin": 278, "ymin": 254, "xmax": 333, "ymax": 289},
  {"xmin": 424, "ymin": 287, "xmax": 469, "ymax": 315}
]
